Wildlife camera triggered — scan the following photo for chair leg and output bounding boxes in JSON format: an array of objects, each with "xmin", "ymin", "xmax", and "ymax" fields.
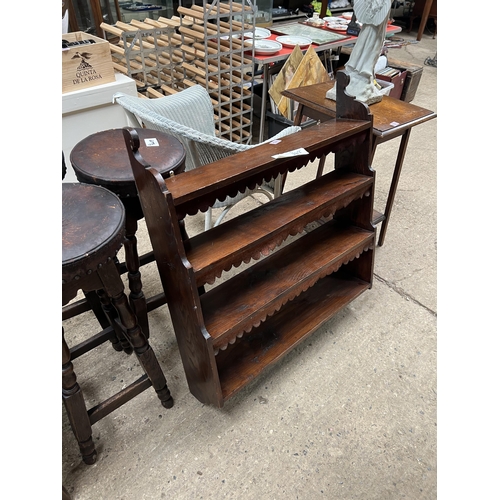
[
  {"xmin": 256, "ymin": 186, "xmax": 274, "ymax": 201},
  {"xmin": 96, "ymin": 289, "xmax": 133, "ymax": 354},
  {"xmin": 83, "ymin": 290, "xmax": 110, "ymax": 330},
  {"xmin": 109, "ymin": 291, "xmax": 174, "ymax": 409},
  {"xmin": 213, "ymin": 206, "xmax": 232, "ymax": 227},
  {"xmin": 100, "ymin": 264, "xmax": 174, "ymax": 409},
  {"xmin": 62, "ymin": 328, "xmax": 97, "ymax": 465},
  {"xmin": 205, "ymin": 207, "xmax": 213, "ymax": 231}
]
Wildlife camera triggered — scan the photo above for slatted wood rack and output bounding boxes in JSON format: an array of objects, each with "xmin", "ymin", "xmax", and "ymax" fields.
[{"xmin": 101, "ymin": 1, "xmax": 258, "ymax": 143}]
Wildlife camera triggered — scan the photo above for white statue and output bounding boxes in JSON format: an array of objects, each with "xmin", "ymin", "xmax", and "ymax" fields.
[{"xmin": 326, "ymin": 0, "xmax": 391, "ymax": 105}]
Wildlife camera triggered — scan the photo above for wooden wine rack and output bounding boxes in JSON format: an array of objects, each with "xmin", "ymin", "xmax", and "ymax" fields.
[{"xmin": 101, "ymin": 1, "xmax": 258, "ymax": 143}]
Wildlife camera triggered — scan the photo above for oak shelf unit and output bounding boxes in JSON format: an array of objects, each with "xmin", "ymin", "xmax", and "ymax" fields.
[{"xmin": 125, "ymin": 72, "xmax": 376, "ymax": 407}]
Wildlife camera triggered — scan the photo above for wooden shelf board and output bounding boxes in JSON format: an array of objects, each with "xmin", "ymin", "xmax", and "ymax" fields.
[
  {"xmin": 165, "ymin": 119, "xmax": 372, "ymax": 206},
  {"xmin": 187, "ymin": 170, "xmax": 373, "ymax": 285},
  {"xmin": 215, "ymin": 271, "xmax": 370, "ymax": 402},
  {"xmin": 200, "ymin": 220, "xmax": 374, "ymax": 348}
]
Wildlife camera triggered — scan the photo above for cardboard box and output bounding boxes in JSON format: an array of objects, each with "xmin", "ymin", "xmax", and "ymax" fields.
[
  {"xmin": 62, "ymin": 32, "xmax": 115, "ymax": 94},
  {"xmin": 376, "ymin": 68, "xmax": 408, "ymax": 100}
]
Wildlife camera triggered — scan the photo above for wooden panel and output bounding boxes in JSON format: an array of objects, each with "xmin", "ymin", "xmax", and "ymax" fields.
[
  {"xmin": 186, "ymin": 170, "xmax": 372, "ymax": 286},
  {"xmin": 216, "ymin": 271, "xmax": 370, "ymax": 401},
  {"xmin": 62, "ymin": 32, "xmax": 115, "ymax": 93},
  {"xmin": 201, "ymin": 221, "xmax": 374, "ymax": 350},
  {"xmin": 165, "ymin": 119, "xmax": 371, "ymax": 207},
  {"xmin": 277, "ymin": 45, "xmax": 331, "ymax": 120}
]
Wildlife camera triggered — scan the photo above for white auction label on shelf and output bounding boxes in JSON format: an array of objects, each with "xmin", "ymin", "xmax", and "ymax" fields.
[
  {"xmin": 144, "ymin": 138, "xmax": 159, "ymax": 146},
  {"xmin": 272, "ymin": 148, "xmax": 309, "ymax": 159}
]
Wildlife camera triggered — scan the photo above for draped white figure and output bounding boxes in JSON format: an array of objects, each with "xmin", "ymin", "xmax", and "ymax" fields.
[{"xmin": 327, "ymin": 0, "xmax": 391, "ymax": 105}]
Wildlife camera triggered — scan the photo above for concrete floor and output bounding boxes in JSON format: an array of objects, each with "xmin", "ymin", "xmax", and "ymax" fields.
[{"xmin": 62, "ymin": 26, "xmax": 437, "ymax": 500}]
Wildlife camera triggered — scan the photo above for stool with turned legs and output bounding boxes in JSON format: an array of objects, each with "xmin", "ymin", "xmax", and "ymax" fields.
[
  {"xmin": 62, "ymin": 182, "xmax": 173, "ymax": 465},
  {"xmin": 67, "ymin": 128, "xmax": 186, "ymax": 336}
]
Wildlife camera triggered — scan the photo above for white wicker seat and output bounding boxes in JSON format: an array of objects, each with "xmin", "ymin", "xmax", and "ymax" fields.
[{"xmin": 113, "ymin": 85, "xmax": 301, "ymax": 229}]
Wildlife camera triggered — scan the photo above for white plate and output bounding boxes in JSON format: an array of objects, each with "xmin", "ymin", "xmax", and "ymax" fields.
[
  {"xmin": 244, "ymin": 27, "xmax": 272, "ymax": 39},
  {"xmin": 275, "ymin": 35, "xmax": 312, "ymax": 48},
  {"xmin": 305, "ymin": 18, "xmax": 325, "ymax": 26},
  {"xmin": 323, "ymin": 16, "xmax": 347, "ymax": 23},
  {"xmin": 253, "ymin": 39, "xmax": 283, "ymax": 55},
  {"xmin": 327, "ymin": 23, "xmax": 347, "ymax": 31}
]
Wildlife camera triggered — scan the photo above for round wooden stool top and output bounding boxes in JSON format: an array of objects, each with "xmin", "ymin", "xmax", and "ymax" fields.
[
  {"xmin": 62, "ymin": 183, "xmax": 125, "ymax": 283},
  {"xmin": 70, "ymin": 128, "xmax": 186, "ymax": 198}
]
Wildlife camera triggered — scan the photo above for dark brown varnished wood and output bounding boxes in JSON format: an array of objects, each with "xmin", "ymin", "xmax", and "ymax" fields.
[
  {"xmin": 202, "ymin": 221, "xmax": 373, "ymax": 352},
  {"xmin": 282, "ymin": 79, "xmax": 437, "ymax": 246},
  {"xmin": 123, "ymin": 75, "xmax": 376, "ymax": 407},
  {"xmin": 185, "ymin": 170, "xmax": 372, "ymax": 286},
  {"xmin": 70, "ymin": 128, "xmax": 186, "ymax": 198},
  {"xmin": 123, "ymin": 130, "xmax": 222, "ymax": 406},
  {"xmin": 283, "ymin": 79, "xmax": 435, "ymax": 138},
  {"xmin": 215, "ymin": 272, "xmax": 370, "ymax": 401},
  {"xmin": 165, "ymin": 119, "xmax": 371, "ymax": 215},
  {"xmin": 62, "ymin": 183, "xmax": 173, "ymax": 465},
  {"xmin": 67, "ymin": 128, "xmax": 186, "ymax": 333}
]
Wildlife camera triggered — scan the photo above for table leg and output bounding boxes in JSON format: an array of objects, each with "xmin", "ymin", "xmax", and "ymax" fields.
[
  {"xmin": 89, "ymin": 0, "xmax": 105, "ymax": 38},
  {"xmin": 377, "ymin": 129, "xmax": 411, "ymax": 246},
  {"xmin": 259, "ymin": 63, "xmax": 269, "ymax": 143},
  {"xmin": 293, "ymin": 104, "xmax": 304, "ymax": 126},
  {"xmin": 316, "ymin": 156, "xmax": 327, "ymax": 178},
  {"xmin": 417, "ymin": 0, "xmax": 433, "ymax": 41},
  {"xmin": 292, "ymin": 103, "xmax": 330, "ymax": 181}
]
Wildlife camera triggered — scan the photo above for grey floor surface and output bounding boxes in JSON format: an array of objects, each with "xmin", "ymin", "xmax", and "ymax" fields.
[{"xmin": 62, "ymin": 24, "xmax": 438, "ymax": 500}]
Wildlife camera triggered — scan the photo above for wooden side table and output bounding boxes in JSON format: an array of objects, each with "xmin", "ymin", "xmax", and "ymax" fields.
[
  {"xmin": 282, "ymin": 81, "xmax": 436, "ymax": 246},
  {"xmin": 68, "ymin": 128, "xmax": 186, "ymax": 332}
]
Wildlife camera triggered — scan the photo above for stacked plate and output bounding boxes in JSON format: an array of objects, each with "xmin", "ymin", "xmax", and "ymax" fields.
[
  {"xmin": 253, "ymin": 39, "xmax": 283, "ymax": 55},
  {"xmin": 244, "ymin": 27, "xmax": 272, "ymax": 39},
  {"xmin": 275, "ymin": 35, "xmax": 312, "ymax": 48},
  {"xmin": 323, "ymin": 16, "xmax": 349, "ymax": 32},
  {"xmin": 246, "ymin": 28, "xmax": 312, "ymax": 55}
]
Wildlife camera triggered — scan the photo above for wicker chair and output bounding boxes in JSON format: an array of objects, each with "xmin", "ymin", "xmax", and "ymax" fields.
[{"xmin": 113, "ymin": 85, "xmax": 301, "ymax": 229}]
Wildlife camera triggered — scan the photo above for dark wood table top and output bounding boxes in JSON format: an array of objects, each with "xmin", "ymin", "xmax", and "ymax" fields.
[
  {"xmin": 282, "ymin": 81, "xmax": 437, "ymax": 140},
  {"xmin": 70, "ymin": 128, "xmax": 186, "ymax": 197}
]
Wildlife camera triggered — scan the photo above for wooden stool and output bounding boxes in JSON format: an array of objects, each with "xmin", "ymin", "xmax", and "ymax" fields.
[
  {"xmin": 68, "ymin": 128, "xmax": 186, "ymax": 335},
  {"xmin": 62, "ymin": 183, "xmax": 173, "ymax": 465}
]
